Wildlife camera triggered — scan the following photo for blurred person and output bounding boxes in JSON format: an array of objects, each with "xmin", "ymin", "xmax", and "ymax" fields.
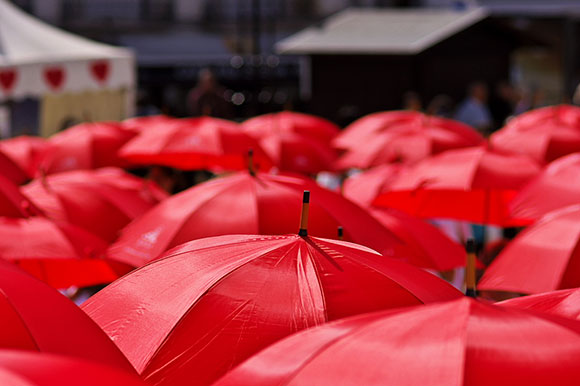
[
  {"xmin": 187, "ymin": 68, "xmax": 233, "ymax": 119},
  {"xmin": 514, "ymin": 86, "xmax": 546, "ymax": 115},
  {"xmin": 454, "ymin": 81, "xmax": 492, "ymax": 135},
  {"xmin": 426, "ymin": 94, "xmax": 454, "ymax": 117},
  {"xmin": 489, "ymin": 81, "xmax": 515, "ymax": 131},
  {"xmin": 573, "ymin": 82, "xmax": 580, "ymax": 105},
  {"xmin": 402, "ymin": 91, "xmax": 423, "ymax": 111}
]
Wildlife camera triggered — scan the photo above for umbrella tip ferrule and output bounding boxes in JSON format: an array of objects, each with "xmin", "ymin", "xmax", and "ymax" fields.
[
  {"xmin": 299, "ymin": 191, "xmax": 310, "ymax": 237},
  {"xmin": 465, "ymin": 238, "xmax": 477, "ymax": 298}
]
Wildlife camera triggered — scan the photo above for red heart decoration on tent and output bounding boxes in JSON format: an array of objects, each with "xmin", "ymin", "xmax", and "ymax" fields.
[
  {"xmin": 0, "ymin": 69, "xmax": 17, "ymax": 93},
  {"xmin": 91, "ymin": 60, "xmax": 110, "ymax": 84},
  {"xmin": 44, "ymin": 67, "xmax": 65, "ymax": 90}
]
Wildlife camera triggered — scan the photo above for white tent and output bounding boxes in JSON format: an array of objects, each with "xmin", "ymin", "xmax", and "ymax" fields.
[{"xmin": 0, "ymin": 0, "xmax": 135, "ymax": 136}]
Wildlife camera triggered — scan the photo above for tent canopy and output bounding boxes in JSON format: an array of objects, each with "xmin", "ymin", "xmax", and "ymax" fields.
[
  {"xmin": 0, "ymin": 0, "xmax": 135, "ymax": 103},
  {"xmin": 276, "ymin": 7, "xmax": 489, "ymax": 55},
  {"xmin": 0, "ymin": 0, "xmax": 131, "ymax": 66}
]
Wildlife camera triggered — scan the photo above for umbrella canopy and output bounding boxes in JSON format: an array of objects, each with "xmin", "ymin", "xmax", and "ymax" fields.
[
  {"xmin": 108, "ymin": 171, "xmax": 407, "ymax": 267},
  {"xmin": 0, "ymin": 174, "xmax": 43, "ymax": 218},
  {"xmin": 0, "ymin": 260, "xmax": 134, "ymax": 371},
  {"xmin": 499, "ymin": 287, "xmax": 580, "ymax": 321},
  {"xmin": 0, "ymin": 149, "xmax": 29, "ymax": 185},
  {"xmin": 258, "ymin": 132, "xmax": 337, "ymax": 174},
  {"xmin": 0, "ymin": 216, "xmax": 118, "ymax": 288},
  {"xmin": 120, "ymin": 115, "xmax": 175, "ymax": 133},
  {"xmin": 214, "ymin": 297, "xmax": 580, "ymax": 386},
  {"xmin": 0, "ymin": 136, "xmax": 51, "ymax": 179},
  {"xmin": 479, "ymin": 205, "xmax": 580, "ymax": 295},
  {"xmin": 242, "ymin": 111, "xmax": 340, "ymax": 144},
  {"xmin": 22, "ymin": 168, "xmax": 168, "ymax": 242},
  {"xmin": 119, "ymin": 116, "xmax": 273, "ymax": 171},
  {"xmin": 367, "ymin": 207, "xmax": 466, "ymax": 271},
  {"xmin": 0, "ymin": 351, "xmax": 144, "ymax": 386},
  {"xmin": 509, "ymin": 153, "xmax": 580, "ymax": 224},
  {"xmin": 342, "ymin": 164, "xmax": 405, "ymax": 207},
  {"xmin": 490, "ymin": 105, "xmax": 580, "ymax": 164},
  {"xmin": 332, "ymin": 110, "xmax": 423, "ymax": 150},
  {"xmin": 83, "ymin": 234, "xmax": 461, "ymax": 386},
  {"xmin": 39, "ymin": 122, "xmax": 136, "ymax": 175},
  {"xmin": 504, "ymin": 104, "xmax": 580, "ymax": 129},
  {"xmin": 333, "ymin": 111, "xmax": 483, "ymax": 156},
  {"xmin": 336, "ymin": 117, "xmax": 484, "ymax": 169},
  {"xmin": 372, "ymin": 147, "xmax": 541, "ymax": 225}
]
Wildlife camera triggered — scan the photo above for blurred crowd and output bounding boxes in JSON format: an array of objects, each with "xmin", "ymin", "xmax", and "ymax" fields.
[{"xmin": 403, "ymin": 80, "xmax": 554, "ymax": 137}]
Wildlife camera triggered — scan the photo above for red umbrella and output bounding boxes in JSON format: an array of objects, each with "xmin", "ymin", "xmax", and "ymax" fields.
[
  {"xmin": 121, "ymin": 115, "xmax": 175, "ymax": 133},
  {"xmin": 336, "ymin": 118, "xmax": 484, "ymax": 169},
  {"xmin": 0, "ymin": 136, "xmax": 51, "ymax": 179},
  {"xmin": 479, "ymin": 205, "xmax": 580, "ymax": 295},
  {"xmin": 499, "ymin": 287, "xmax": 580, "ymax": 321},
  {"xmin": 332, "ymin": 110, "xmax": 423, "ymax": 150},
  {"xmin": 367, "ymin": 207, "xmax": 466, "ymax": 271},
  {"xmin": 108, "ymin": 171, "xmax": 407, "ymax": 267},
  {"xmin": 258, "ymin": 132, "xmax": 337, "ymax": 174},
  {"xmin": 0, "ymin": 149, "xmax": 29, "ymax": 185},
  {"xmin": 491, "ymin": 125, "xmax": 580, "ymax": 165},
  {"xmin": 373, "ymin": 147, "xmax": 541, "ymax": 225},
  {"xmin": 22, "ymin": 168, "xmax": 168, "ymax": 242},
  {"xmin": 0, "ymin": 174, "xmax": 43, "ymax": 218},
  {"xmin": 242, "ymin": 111, "xmax": 340, "ymax": 144},
  {"xmin": 342, "ymin": 164, "xmax": 405, "ymax": 207},
  {"xmin": 490, "ymin": 105, "xmax": 580, "ymax": 164},
  {"xmin": 39, "ymin": 122, "xmax": 136, "ymax": 175},
  {"xmin": 333, "ymin": 111, "xmax": 483, "ymax": 155},
  {"xmin": 504, "ymin": 104, "xmax": 580, "ymax": 130},
  {"xmin": 0, "ymin": 260, "xmax": 134, "ymax": 371},
  {"xmin": 83, "ymin": 233, "xmax": 461, "ymax": 386},
  {"xmin": 509, "ymin": 153, "xmax": 580, "ymax": 224},
  {"xmin": 119, "ymin": 117, "xmax": 273, "ymax": 171},
  {"xmin": 0, "ymin": 351, "xmax": 144, "ymax": 386},
  {"xmin": 0, "ymin": 217, "xmax": 119, "ymax": 289},
  {"xmin": 214, "ymin": 297, "xmax": 580, "ymax": 386}
]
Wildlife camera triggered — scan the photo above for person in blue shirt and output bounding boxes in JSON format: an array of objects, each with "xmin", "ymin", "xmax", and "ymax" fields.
[{"xmin": 454, "ymin": 81, "xmax": 492, "ymax": 135}]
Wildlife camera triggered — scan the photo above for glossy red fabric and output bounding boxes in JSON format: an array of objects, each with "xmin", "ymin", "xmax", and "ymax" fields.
[
  {"xmin": 490, "ymin": 104, "xmax": 580, "ymax": 164},
  {"xmin": 0, "ymin": 174, "xmax": 43, "ymax": 218},
  {"xmin": 0, "ymin": 261, "xmax": 134, "ymax": 371},
  {"xmin": 0, "ymin": 136, "xmax": 51, "ymax": 179},
  {"xmin": 509, "ymin": 153, "xmax": 580, "ymax": 224},
  {"xmin": 499, "ymin": 288, "xmax": 580, "ymax": 320},
  {"xmin": 258, "ymin": 132, "xmax": 337, "ymax": 174},
  {"xmin": 108, "ymin": 171, "xmax": 408, "ymax": 267},
  {"xmin": 242, "ymin": 111, "xmax": 340, "ymax": 144},
  {"xmin": 22, "ymin": 168, "xmax": 167, "ymax": 242},
  {"xmin": 39, "ymin": 122, "xmax": 136, "ymax": 174},
  {"xmin": 332, "ymin": 111, "xmax": 483, "ymax": 157},
  {"xmin": 120, "ymin": 115, "xmax": 175, "ymax": 133},
  {"xmin": 0, "ymin": 217, "xmax": 118, "ymax": 288},
  {"xmin": 83, "ymin": 234, "xmax": 461, "ymax": 386},
  {"xmin": 479, "ymin": 205, "xmax": 580, "ymax": 294},
  {"xmin": 336, "ymin": 118, "xmax": 484, "ymax": 169},
  {"xmin": 215, "ymin": 297, "xmax": 580, "ymax": 386},
  {"xmin": 119, "ymin": 116, "xmax": 273, "ymax": 171},
  {"xmin": 372, "ymin": 147, "xmax": 541, "ymax": 225},
  {"xmin": 0, "ymin": 351, "xmax": 144, "ymax": 385},
  {"xmin": 0, "ymin": 149, "xmax": 29, "ymax": 185},
  {"xmin": 342, "ymin": 164, "xmax": 406, "ymax": 207},
  {"xmin": 368, "ymin": 207, "xmax": 465, "ymax": 271},
  {"xmin": 332, "ymin": 110, "xmax": 424, "ymax": 150}
]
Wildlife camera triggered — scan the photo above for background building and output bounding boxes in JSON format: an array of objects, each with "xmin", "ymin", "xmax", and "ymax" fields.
[{"xmin": 8, "ymin": 0, "xmax": 580, "ymax": 123}]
